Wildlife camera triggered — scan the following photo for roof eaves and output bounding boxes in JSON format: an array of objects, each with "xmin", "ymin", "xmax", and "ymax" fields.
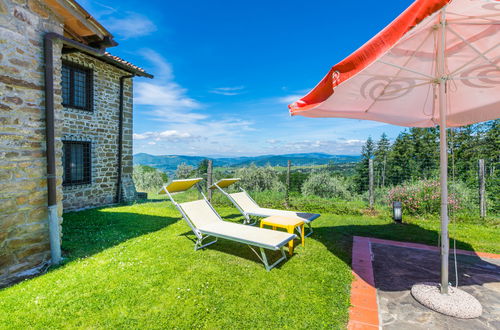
[{"xmin": 102, "ymin": 52, "xmax": 154, "ymax": 78}]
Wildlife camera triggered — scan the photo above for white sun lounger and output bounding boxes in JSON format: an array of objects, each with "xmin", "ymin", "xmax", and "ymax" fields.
[
  {"xmin": 159, "ymin": 178, "xmax": 295, "ymax": 271},
  {"xmin": 210, "ymin": 178, "xmax": 320, "ymax": 237}
]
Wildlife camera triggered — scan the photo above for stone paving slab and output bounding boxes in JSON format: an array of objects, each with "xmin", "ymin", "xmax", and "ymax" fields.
[{"xmin": 372, "ymin": 243, "xmax": 500, "ymax": 329}]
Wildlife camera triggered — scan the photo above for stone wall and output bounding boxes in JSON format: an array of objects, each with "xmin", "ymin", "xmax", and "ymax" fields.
[
  {"xmin": 0, "ymin": 0, "xmax": 64, "ymax": 287},
  {"xmin": 0, "ymin": 0, "xmax": 137, "ymax": 287},
  {"xmin": 61, "ymin": 52, "xmax": 136, "ymax": 211}
]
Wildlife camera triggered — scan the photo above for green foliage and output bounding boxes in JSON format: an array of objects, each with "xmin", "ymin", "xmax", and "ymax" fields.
[
  {"xmin": 235, "ymin": 164, "xmax": 285, "ymax": 192},
  {"xmin": 302, "ymin": 172, "xmax": 352, "ymax": 200},
  {"xmin": 278, "ymin": 170, "xmax": 309, "ymax": 193},
  {"xmin": 354, "ymin": 137, "xmax": 375, "ymax": 192},
  {"xmin": 133, "ymin": 165, "xmax": 168, "ymax": 192},
  {"xmin": 368, "ymin": 121, "xmax": 499, "ymax": 215},
  {"xmin": 196, "ymin": 159, "xmax": 209, "ymax": 175},
  {"xmin": 374, "ymin": 133, "xmax": 390, "ymax": 187},
  {"xmin": 387, "ymin": 180, "xmax": 464, "ymax": 215},
  {"xmin": 175, "ymin": 163, "xmax": 195, "ymax": 179}
]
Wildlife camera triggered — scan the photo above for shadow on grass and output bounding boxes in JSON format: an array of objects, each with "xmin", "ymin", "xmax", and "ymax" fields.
[
  {"xmin": 62, "ymin": 208, "xmax": 179, "ymax": 261},
  {"xmin": 61, "ymin": 206, "xmax": 499, "ymax": 290},
  {"xmin": 179, "ymin": 230, "xmax": 294, "ymax": 269}
]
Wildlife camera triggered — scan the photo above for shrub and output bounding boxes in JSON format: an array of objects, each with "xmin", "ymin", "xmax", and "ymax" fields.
[
  {"xmin": 235, "ymin": 164, "xmax": 285, "ymax": 192},
  {"xmin": 302, "ymin": 172, "xmax": 352, "ymax": 200},
  {"xmin": 387, "ymin": 179, "xmax": 463, "ymax": 215},
  {"xmin": 133, "ymin": 165, "xmax": 168, "ymax": 192},
  {"xmin": 278, "ymin": 171, "xmax": 310, "ymax": 193},
  {"xmin": 175, "ymin": 163, "xmax": 195, "ymax": 179}
]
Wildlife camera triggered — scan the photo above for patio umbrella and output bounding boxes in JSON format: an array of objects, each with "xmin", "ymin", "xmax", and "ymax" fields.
[{"xmin": 289, "ymin": 0, "xmax": 499, "ymax": 317}]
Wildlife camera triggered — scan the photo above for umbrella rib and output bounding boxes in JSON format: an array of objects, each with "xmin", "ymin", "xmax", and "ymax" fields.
[
  {"xmin": 446, "ymin": 26, "xmax": 500, "ymax": 73},
  {"xmin": 357, "ymin": 72, "xmax": 430, "ymax": 81},
  {"xmin": 365, "ymin": 28, "xmax": 436, "ymax": 113},
  {"xmin": 376, "ymin": 80, "xmax": 433, "ymax": 97},
  {"xmin": 377, "ymin": 60, "xmax": 435, "ymax": 79},
  {"xmin": 375, "ymin": 20, "xmax": 436, "ymax": 81},
  {"xmin": 447, "ymin": 13, "xmax": 500, "ymax": 23},
  {"xmin": 447, "ymin": 43, "xmax": 499, "ymax": 77},
  {"xmin": 450, "ymin": 75, "xmax": 500, "ymax": 80},
  {"xmin": 448, "ymin": 22, "xmax": 500, "ymax": 25}
]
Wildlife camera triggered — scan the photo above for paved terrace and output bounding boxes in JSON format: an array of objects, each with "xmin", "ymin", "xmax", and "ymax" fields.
[{"xmin": 348, "ymin": 237, "xmax": 500, "ymax": 329}]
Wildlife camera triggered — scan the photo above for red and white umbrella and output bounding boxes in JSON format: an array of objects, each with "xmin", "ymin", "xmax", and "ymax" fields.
[{"xmin": 289, "ymin": 0, "xmax": 499, "ymax": 315}]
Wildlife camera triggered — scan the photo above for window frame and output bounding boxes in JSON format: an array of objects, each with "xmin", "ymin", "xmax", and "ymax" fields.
[
  {"xmin": 61, "ymin": 61, "xmax": 93, "ymax": 112},
  {"xmin": 62, "ymin": 140, "xmax": 92, "ymax": 186}
]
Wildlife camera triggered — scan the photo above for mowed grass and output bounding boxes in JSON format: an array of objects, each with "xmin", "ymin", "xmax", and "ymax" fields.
[{"xmin": 0, "ymin": 195, "xmax": 498, "ymax": 329}]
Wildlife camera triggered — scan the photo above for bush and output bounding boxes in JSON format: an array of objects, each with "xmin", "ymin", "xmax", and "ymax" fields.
[
  {"xmin": 278, "ymin": 171, "xmax": 310, "ymax": 193},
  {"xmin": 133, "ymin": 165, "xmax": 168, "ymax": 192},
  {"xmin": 387, "ymin": 179, "xmax": 464, "ymax": 215},
  {"xmin": 302, "ymin": 172, "xmax": 352, "ymax": 200},
  {"xmin": 175, "ymin": 163, "xmax": 195, "ymax": 179},
  {"xmin": 235, "ymin": 164, "xmax": 285, "ymax": 192}
]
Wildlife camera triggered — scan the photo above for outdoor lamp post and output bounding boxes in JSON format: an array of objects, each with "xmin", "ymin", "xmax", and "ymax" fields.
[{"xmin": 392, "ymin": 201, "xmax": 402, "ymax": 223}]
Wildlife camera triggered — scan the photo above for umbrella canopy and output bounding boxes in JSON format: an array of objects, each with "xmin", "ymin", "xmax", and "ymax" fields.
[
  {"xmin": 289, "ymin": 0, "xmax": 500, "ymax": 127},
  {"xmin": 288, "ymin": 0, "xmax": 499, "ymax": 296}
]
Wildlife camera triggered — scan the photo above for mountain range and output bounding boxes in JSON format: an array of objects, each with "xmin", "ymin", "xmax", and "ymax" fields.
[{"xmin": 133, "ymin": 153, "xmax": 360, "ymax": 172}]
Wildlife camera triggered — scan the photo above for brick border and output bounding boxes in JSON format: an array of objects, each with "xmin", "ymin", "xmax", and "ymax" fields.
[{"xmin": 347, "ymin": 237, "xmax": 500, "ymax": 329}]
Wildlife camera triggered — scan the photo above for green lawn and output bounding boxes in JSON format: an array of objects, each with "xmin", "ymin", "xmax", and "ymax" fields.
[{"xmin": 0, "ymin": 196, "xmax": 498, "ymax": 329}]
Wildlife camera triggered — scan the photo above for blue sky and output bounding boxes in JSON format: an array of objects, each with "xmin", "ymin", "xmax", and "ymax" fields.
[{"xmin": 81, "ymin": 0, "xmax": 414, "ymax": 156}]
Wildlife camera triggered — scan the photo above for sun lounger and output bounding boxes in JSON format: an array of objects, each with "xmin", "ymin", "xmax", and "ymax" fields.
[
  {"xmin": 210, "ymin": 178, "xmax": 320, "ymax": 236},
  {"xmin": 159, "ymin": 178, "xmax": 295, "ymax": 271}
]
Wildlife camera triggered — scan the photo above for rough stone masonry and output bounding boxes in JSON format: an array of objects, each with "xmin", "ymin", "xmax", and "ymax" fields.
[{"xmin": 0, "ymin": 0, "xmax": 137, "ymax": 287}]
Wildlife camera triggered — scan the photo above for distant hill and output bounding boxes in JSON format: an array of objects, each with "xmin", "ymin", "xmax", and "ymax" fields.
[{"xmin": 133, "ymin": 153, "xmax": 360, "ymax": 172}]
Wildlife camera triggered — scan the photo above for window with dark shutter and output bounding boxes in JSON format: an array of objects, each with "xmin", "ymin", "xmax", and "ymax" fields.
[
  {"xmin": 61, "ymin": 61, "xmax": 93, "ymax": 111},
  {"xmin": 63, "ymin": 141, "xmax": 91, "ymax": 186}
]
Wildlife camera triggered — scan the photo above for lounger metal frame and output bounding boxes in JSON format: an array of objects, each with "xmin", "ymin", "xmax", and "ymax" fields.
[
  {"xmin": 213, "ymin": 183, "xmax": 316, "ymax": 237},
  {"xmin": 162, "ymin": 183, "xmax": 290, "ymax": 271}
]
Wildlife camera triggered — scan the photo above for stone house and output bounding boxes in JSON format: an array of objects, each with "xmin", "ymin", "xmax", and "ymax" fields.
[{"xmin": 0, "ymin": 0, "xmax": 152, "ymax": 287}]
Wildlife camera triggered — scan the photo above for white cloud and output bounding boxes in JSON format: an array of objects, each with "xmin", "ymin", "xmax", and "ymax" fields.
[
  {"xmin": 134, "ymin": 49, "xmax": 204, "ymax": 123},
  {"xmin": 277, "ymin": 94, "xmax": 304, "ymax": 104},
  {"xmin": 133, "ymin": 133, "xmax": 150, "ymax": 140},
  {"xmin": 135, "ymin": 82, "xmax": 201, "ymax": 109},
  {"xmin": 138, "ymin": 49, "xmax": 174, "ymax": 80},
  {"xmin": 132, "ymin": 50, "xmax": 258, "ymax": 155},
  {"xmin": 263, "ymin": 139, "xmax": 366, "ymax": 155},
  {"xmin": 133, "ymin": 130, "xmax": 196, "ymax": 141},
  {"xmin": 209, "ymin": 86, "xmax": 245, "ymax": 96},
  {"xmin": 159, "ymin": 130, "xmax": 192, "ymax": 138},
  {"xmin": 102, "ymin": 12, "xmax": 156, "ymax": 39}
]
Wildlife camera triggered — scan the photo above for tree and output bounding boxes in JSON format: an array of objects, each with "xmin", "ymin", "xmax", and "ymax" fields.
[
  {"xmin": 386, "ymin": 131, "xmax": 417, "ymax": 185},
  {"xmin": 302, "ymin": 172, "xmax": 352, "ymax": 199},
  {"xmin": 354, "ymin": 137, "xmax": 375, "ymax": 192},
  {"xmin": 133, "ymin": 165, "xmax": 168, "ymax": 192},
  {"xmin": 235, "ymin": 164, "xmax": 285, "ymax": 192},
  {"xmin": 374, "ymin": 133, "xmax": 390, "ymax": 187},
  {"xmin": 196, "ymin": 159, "xmax": 209, "ymax": 175},
  {"xmin": 175, "ymin": 163, "xmax": 195, "ymax": 179},
  {"xmin": 410, "ymin": 127, "xmax": 439, "ymax": 179}
]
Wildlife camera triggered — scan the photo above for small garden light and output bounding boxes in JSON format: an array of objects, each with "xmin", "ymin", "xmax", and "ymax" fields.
[{"xmin": 392, "ymin": 201, "xmax": 402, "ymax": 223}]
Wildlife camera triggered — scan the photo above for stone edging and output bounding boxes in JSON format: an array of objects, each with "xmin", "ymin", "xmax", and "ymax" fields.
[{"xmin": 347, "ymin": 236, "xmax": 500, "ymax": 329}]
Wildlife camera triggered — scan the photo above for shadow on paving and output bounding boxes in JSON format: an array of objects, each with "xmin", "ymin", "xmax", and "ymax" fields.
[
  {"xmin": 372, "ymin": 243, "xmax": 500, "ymax": 291},
  {"xmin": 373, "ymin": 244, "xmax": 500, "ymax": 329},
  {"xmin": 62, "ymin": 208, "xmax": 179, "ymax": 261},
  {"xmin": 310, "ymin": 222, "xmax": 500, "ymax": 290}
]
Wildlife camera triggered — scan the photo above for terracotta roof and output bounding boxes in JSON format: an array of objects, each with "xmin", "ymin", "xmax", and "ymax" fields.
[{"xmin": 103, "ymin": 52, "xmax": 153, "ymax": 78}]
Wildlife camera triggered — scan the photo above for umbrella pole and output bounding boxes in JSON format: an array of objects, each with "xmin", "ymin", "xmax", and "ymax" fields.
[
  {"xmin": 438, "ymin": 80, "xmax": 449, "ymax": 295},
  {"xmin": 436, "ymin": 7, "xmax": 449, "ymax": 295},
  {"xmin": 437, "ymin": 8, "xmax": 449, "ymax": 294},
  {"xmin": 410, "ymin": 9, "xmax": 482, "ymax": 318}
]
